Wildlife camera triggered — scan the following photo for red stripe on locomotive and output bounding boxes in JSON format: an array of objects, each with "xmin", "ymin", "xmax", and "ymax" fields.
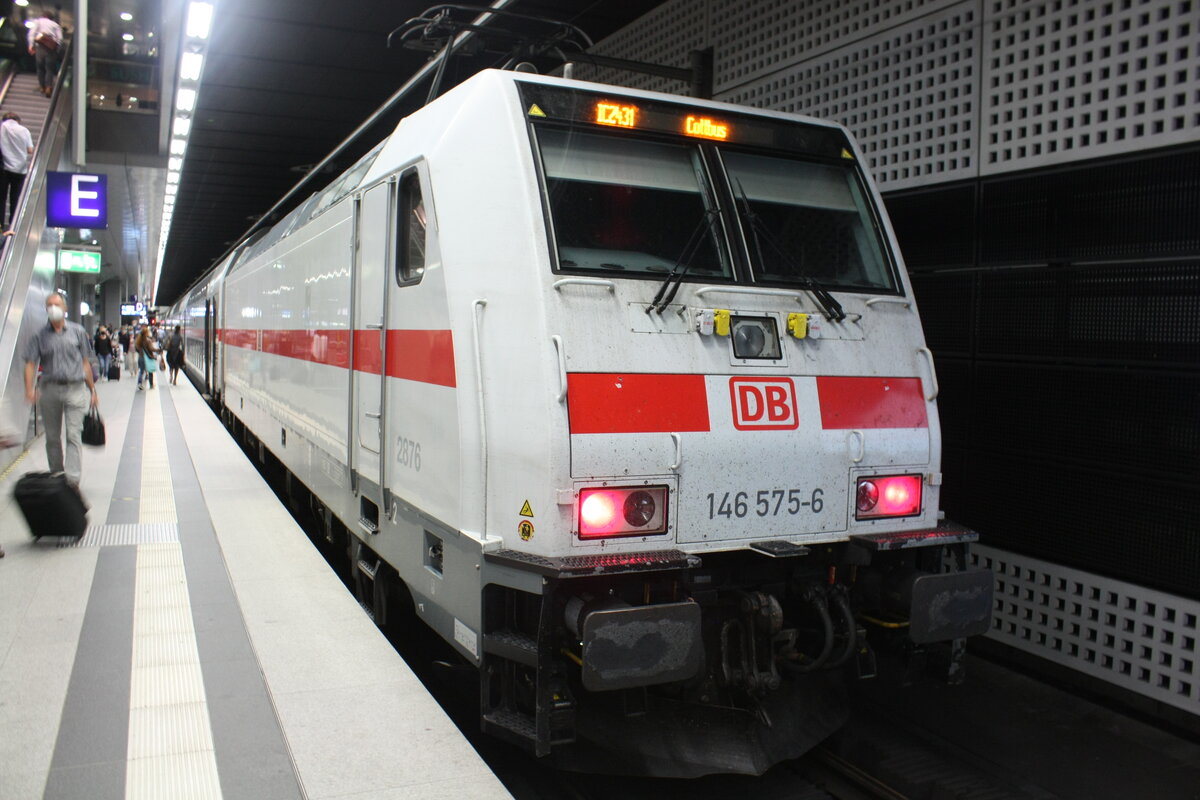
[
  {"xmin": 815, "ymin": 376, "xmax": 928, "ymax": 429},
  {"xmin": 567, "ymin": 373, "xmax": 711, "ymax": 434},
  {"xmin": 221, "ymin": 327, "xmax": 454, "ymax": 387},
  {"xmin": 385, "ymin": 330, "xmax": 456, "ymax": 387}
]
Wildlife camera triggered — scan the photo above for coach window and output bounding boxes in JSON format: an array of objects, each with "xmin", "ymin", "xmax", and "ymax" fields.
[{"xmin": 396, "ymin": 172, "xmax": 427, "ymax": 285}]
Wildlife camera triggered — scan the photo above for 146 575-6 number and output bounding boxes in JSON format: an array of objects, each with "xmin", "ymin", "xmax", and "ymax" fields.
[{"xmin": 705, "ymin": 488, "xmax": 823, "ymax": 519}]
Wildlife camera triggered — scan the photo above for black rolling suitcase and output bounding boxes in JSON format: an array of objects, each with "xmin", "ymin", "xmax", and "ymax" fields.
[
  {"xmin": 108, "ymin": 362, "xmax": 120, "ymax": 380},
  {"xmin": 13, "ymin": 471, "xmax": 87, "ymax": 539}
]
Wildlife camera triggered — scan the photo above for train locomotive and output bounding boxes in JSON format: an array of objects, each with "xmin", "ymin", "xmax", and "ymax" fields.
[{"xmin": 171, "ymin": 69, "xmax": 993, "ymax": 777}]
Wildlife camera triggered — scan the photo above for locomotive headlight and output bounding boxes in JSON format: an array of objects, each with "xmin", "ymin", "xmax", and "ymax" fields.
[
  {"xmin": 856, "ymin": 480, "xmax": 878, "ymax": 513},
  {"xmin": 731, "ymin": 316, "xmax": 782, "ymax": 360},
  {"xmin": 623, "ymin": 490, "xmax": 657, "ymax": 527},
  {"xmin": 579, "ymin": 486, "xmax": 669, "ymax": 539},
  {"xmin": 855, "ymin": 475, "xmax": 922, "ymax": 519}
]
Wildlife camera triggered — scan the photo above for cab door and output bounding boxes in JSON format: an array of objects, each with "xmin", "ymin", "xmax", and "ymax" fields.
[{"xmin": 351, "ymin": 180, "xmax": 394, "ymax": 506}]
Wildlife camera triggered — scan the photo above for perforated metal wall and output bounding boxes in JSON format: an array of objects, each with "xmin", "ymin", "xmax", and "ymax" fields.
[
  {"xmin": 582, "ymin": 0, "xmax": 1200, "ymax": 190},
  {"xmin": 569, "ymin": 0, "xmax": 709, "ymax": 94},
  {"xmin": 717, "ymin": 2, "xmax": 981, "ymax": 188},
  {"xmin": 982, "ymin": 0, "xmax": 1200, "ymax": 171},
  {"xmin": 974, "ymin": 544, "xmax": 1200, "ymax": 715},
  {"xmin": 900, "ymin": 146, "xmax": 1200, "ymax": 602}
]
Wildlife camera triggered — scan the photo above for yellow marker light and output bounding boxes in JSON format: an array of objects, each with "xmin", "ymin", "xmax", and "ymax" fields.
[
  {"xmin": 787, "ymin": 312, "xmax": 809, "ymax": 339},
  {"xmin": 713, "ymin": 309, "xmax": 731, "ymax": 336},
  {"xmin": 684, "ymin": 115, "xmax": 730, "ymax": 140},
  {"xmin": 595, "ymin": 102, "xmax": 638, "ymax": 128}
]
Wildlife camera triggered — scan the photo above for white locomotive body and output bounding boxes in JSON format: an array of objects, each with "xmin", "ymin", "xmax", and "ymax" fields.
[{"xmin": 172, "ymin": 70, "xmax": 992, "ymax": 776}]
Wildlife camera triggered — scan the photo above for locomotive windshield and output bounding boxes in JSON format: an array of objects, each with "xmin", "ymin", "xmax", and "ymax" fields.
[
  {"xmin": 722, "ymin": 152, "xmax": 894, "ymax": 291},
  {"xmin": 524, "ymin": 83, "xmax": 901, "ymax": 294},
  {"xmin": 538, "ymin": 128, "xmax": 732, "ymax": 279}
]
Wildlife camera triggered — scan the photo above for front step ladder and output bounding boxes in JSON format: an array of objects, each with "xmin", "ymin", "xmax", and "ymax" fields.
[
  {"xmin": 351, "ymin": 540, "xmax": 384, "ymax": 626},
  {"xmin": 480, "ymin": 595, "xmax": 575, "ymax": 755}
]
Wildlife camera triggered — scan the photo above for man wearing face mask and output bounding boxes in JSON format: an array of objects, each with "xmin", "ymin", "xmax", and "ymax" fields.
[{"xmin": 23, "ymin": 291, "xmax": 98, "ymax": 488}]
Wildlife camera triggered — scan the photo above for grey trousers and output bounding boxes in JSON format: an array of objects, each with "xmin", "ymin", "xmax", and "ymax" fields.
[
  {"xmin": 35, "ymin": 45, "xmax": 57, "ymax": 91},
  {"xmin": 40, "ymin": 381, "xmax": 88, "ymax": 485}
]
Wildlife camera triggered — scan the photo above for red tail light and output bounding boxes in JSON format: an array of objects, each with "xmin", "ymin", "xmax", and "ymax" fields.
[
  {"xmin": 578, "ymin": 486, "xmax": 669, "ymax": 539},
  {"xmin": 855, "ymin": 475, "xmax": 922, "ymax": 519}
]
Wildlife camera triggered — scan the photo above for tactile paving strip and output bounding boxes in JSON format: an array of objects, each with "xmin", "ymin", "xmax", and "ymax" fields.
[{"xmin": 59, "ymin": 523, "xmax": 180, "ymax": 548}]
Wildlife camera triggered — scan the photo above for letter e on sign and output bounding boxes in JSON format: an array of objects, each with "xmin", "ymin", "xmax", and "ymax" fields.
[
  {"xmin": 46, "ymin": 171, "xmax": 109, "ymax": 228},
  {"xmin": 729, "ymin": 377, "xmax": 798, "ymax": 430}
]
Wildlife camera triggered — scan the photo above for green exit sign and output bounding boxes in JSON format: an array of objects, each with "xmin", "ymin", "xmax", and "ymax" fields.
[{"xmin": 59, "ymin": 249, "xmax": 102, "ymax": 274}]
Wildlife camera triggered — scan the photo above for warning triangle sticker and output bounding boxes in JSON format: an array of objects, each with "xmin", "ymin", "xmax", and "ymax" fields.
[
  {"xmin": 528, "ymin": 104, "xmax": 547, "ymax": 118},
  {"xmin": 519, "ymin": 500, "xmax": 534, "ymax": 517},
  {"xmin": 840, "ymin": 148, "xmax": 854, "ymax": 160}
]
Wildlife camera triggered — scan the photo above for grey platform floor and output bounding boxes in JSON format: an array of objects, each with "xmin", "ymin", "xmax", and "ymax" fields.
[{"xmin": 0, "ymin": 373, "xmax": 510, "ymax": 800}]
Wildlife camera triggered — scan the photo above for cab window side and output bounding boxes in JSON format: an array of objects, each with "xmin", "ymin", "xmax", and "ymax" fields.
[{"xmin": 395, "ymin": 171, "xmax": 427, "ymax": 286}]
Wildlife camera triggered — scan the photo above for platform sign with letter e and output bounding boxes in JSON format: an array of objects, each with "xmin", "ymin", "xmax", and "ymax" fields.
[{"xmin": 46, "ymin": 172, "xmax": 108, "ymax": 228}]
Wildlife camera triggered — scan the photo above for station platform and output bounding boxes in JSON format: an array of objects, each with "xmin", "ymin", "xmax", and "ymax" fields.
[{"xmin": 0, "ymin": 374, "xmax": 511, "ymax": 800}]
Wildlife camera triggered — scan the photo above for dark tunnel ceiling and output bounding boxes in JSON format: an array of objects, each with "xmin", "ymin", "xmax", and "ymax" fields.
[{"xmin": 157, "ymin": 0, "xmax": 668, "ymax": 303}]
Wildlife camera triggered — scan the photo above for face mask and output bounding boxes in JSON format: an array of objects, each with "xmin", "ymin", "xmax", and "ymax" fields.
[{"xmin": 47, "ymin": 305, "xmax": 65, "ymax": 322}]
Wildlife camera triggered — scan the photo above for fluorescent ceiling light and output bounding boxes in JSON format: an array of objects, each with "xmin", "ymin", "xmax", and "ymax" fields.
[
  {"xmin": 180, "ymin": 52, "xmax": 203, "ymax": 80},
  {"xmin": 170, "ymin": 139, "xmax": 186, "ymax": 155},
  {"xmin": 168, "ymin": 157, "xmax": 182, "ymax": 170},
  {"xmin": 165, "ymin": 184, "xmax": 179, "ymax": 196},
  {"xmin": 166, "ymin": 173, "xmax": 179, "ymax": 184},
  {"xmin": 176, "ymin": 87, "xmax": 197, "ymax": 111},
  {"xmin": 122, "ymin": 33, "xmax": 134, "ymax": 41},
  {"xmin": 173, "ymin": 117, "xmax": 191, "ymax": 135},
  {"xmin": 186, "ymin": 2, "xmax": 213, "ymax": 39},
  {"xmin": 120, "ymin": 12, "xmax": 133, "ymax": 21}
]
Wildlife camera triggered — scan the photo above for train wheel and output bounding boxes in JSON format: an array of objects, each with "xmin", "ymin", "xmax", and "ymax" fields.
[{"xmin": 347, "ymin": 537, "xmax": 407, "ymax": 633}]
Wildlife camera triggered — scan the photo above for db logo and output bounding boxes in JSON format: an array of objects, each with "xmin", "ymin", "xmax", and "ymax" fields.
[{"xmin": 729, "ymin": 378, "xmax": 799, "ymax": 430}]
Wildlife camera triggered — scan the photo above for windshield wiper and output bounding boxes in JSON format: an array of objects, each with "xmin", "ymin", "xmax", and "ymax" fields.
[
  {"xmin": 648, "ymin": 207, "xmax": 720, "ymax": 314},
  {"xmin": 734, "ymin": 181, "xmax": 845, "ymax": 322}
]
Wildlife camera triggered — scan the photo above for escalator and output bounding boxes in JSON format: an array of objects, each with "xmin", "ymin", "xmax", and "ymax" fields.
[{"xmin": 0, "ymin": 44, "xmax": 77, "ymax": 473}]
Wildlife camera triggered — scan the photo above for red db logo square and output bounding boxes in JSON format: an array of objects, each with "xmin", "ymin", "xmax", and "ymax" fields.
[{"xmin": 729, "ymin": 378, "xmax": 799, "ymax": 430}]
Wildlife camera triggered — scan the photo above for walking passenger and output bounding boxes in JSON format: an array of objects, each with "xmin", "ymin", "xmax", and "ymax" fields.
[
  {"xmin": 167, "ymin": 325, "xmax": 183, "ymax": 385},
  {"xmin": 0, "ymin": 112, "xmax": 32, "ymax": 229},
  {"xmin": 27, "ymin": 12, "xmax": 62, "ymax": 97},
  {"xmin": 119, "ymin": 325, "xmax": 135, "ymax": 372},
  {"xmin": 23, "ymin": 291, "xmax": 99, "ymax": 488},
  {"xmin": 94, "ymin": 325, "xmax": 113, "ymax": 380},
  {"xmin": 136, "ymin": 326, "xmax": 159, "ymax": 389}
]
